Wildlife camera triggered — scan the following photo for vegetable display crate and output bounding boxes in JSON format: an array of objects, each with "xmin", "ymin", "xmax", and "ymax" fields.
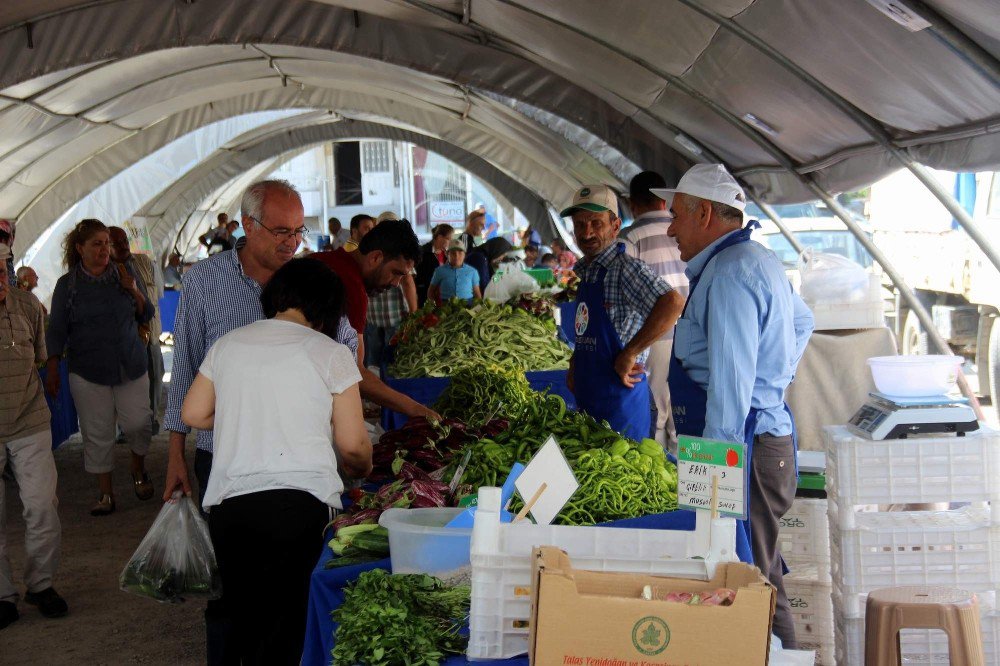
[
  {"xmin": 466, "ymin": 488, "xmax": 738, "ymax": 660},
  {"xmin": 834, "ymin": 590, "xmax": 998, "ymax": 665},
  {"xmin": 784, "ymin": 565, "xmax": 834, "ymax": 665},
  {"xmin": 778, "ymin": 498, "xmax": 831, "ymax": 580},
  {"xmin": 829, "ymin": 504, "xmax": 1000, "ymax": 615},
  {"xmin": 822, "ymin": 425, "xmax": 1000, "ymax": 508}
]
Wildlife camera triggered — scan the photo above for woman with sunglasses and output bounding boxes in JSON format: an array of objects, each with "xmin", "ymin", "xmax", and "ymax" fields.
[{"xmin": 45, "ymin": 219, "xmax": 155, "ymax": 516}]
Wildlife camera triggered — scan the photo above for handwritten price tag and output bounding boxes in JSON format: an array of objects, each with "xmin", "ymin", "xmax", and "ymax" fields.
[{"xmin": 677, "ymin": 436, "xmax": 748, "ymax": 520}]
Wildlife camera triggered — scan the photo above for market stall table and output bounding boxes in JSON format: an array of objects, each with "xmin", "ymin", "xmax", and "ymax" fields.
[
  {"xmin": 303, "ymin": 509, "xmax": 752, "ymax": 665},
  {"xmin": 380, "ymin": 370, "xmax": 575, "ymax": 431}
]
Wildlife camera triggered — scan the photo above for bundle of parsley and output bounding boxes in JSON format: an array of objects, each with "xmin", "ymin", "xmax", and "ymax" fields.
[{"xmin": 332, "ymin": 570, "xmax": 471, "ymax": 665}]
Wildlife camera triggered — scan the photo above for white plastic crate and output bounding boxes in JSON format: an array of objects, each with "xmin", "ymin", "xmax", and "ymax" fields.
[
  {"xmin": 778, "ymin": 498, "xmax": 832, "ymax": 578},
  {"xmin": 785, "ymin": 565, "xmax": 834, "ymax": 651},
  {"xmin": 466, "ymin": 487, "xmax": 738, "ymax": 660},
  {"xmin": 793, "ymin": 637, "xmax": 833, "ymax": 666},
  {"xmin": 835, "ymin": 599, "xmax": 997, "ymax": 665},
  {"xmin": 828, "ymin": 504, "xmax": 1000, "ymax": 611},
  {"xmin": 823, "ymin": 425, "xmax": 1000, "ymax": 508}
]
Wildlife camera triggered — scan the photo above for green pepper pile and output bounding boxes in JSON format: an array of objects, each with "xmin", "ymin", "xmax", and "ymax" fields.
[
  {"xmin": 390, "ymin": 299, "xmax": 571, "ymax": 378},
  {"xmin": 453, "ymin": 392, "xmax": 678, "ymax": 525},
  {"xmin": 433, "ymin": 364, "xmax": 534, "ymax": 427}
]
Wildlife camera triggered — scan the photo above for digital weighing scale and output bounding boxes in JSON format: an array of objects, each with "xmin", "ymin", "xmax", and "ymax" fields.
[{"xmin": 848, "ymin": 392, "xmax": 979, "ymax": 440}]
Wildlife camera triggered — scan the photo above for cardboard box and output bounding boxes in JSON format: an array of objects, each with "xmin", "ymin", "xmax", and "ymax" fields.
[{"xmin": 529, "ymin": 547, "xmax": 776, "ymax": 666}]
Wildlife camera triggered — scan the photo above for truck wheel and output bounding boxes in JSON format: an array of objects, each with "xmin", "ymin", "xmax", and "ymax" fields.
[
  {"xmin": 990, "ymin": 321, "xmax": 1000, "ymax": 422},
  {"xmin": 901, "ymin": 309, "xmax": 928, "ymax": 355}
]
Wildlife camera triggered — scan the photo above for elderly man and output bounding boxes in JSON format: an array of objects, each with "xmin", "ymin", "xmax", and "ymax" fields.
[
  {"xmin": 15, "ymin": 266, "xmax": 38, "ymax": 294},
  {"xmin": 162, "ymin": 179, "xmax": 359, "ymax": 664},
  {"xmin": 109, "ymin": 227, "xmax": 165, "ymax": 434},
  {"xmin": 621, "ymin": 171, "xmax": 690, "ymax": 453},
  {"xmin": 654, "ymin": 163, "xmax": 814, "ymax": 647},
  {"xmin": 563, "ymin": 185, "xmax": 684, "ymax": 441},
  {"xmin": 0, "ymin": 244, "xmax": 67, "ymax": 629}
]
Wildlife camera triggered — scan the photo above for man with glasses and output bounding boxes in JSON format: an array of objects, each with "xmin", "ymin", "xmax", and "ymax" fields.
[
  {"xmin": 0, "ymin": 243, "xmax": 67, "ymax": 630},
  {"xmin": 163, "ymin": 180, "xmax": 359, "ymax": 663}
]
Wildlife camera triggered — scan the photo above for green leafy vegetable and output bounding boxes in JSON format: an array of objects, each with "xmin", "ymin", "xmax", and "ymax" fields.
[{"xmin": 332, "ymin": 570, "xmax": 471, "ymax": 665}]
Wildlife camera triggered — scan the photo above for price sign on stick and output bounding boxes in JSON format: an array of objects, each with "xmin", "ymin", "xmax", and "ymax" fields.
[
  {"xmin": 514, "ymin": 436, "xmax": 578, "ymax": 525},
  {"xmin": 677, "ymin": 436, "xmax": 748, "ymax": 520}
]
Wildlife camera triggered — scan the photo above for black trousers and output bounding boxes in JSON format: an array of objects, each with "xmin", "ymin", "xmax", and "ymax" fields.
[{"xmin": 206, "ymin": 487, "xmax": 328, "ymax": 666}]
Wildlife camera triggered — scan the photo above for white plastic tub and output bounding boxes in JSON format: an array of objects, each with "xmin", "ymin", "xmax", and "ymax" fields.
[
  {"xmin": 378, "ymin": 508, "xmax": 472, "ymax": 582},
  {"xmin": 867, "ymin": 354, "xmax": 963, "ymax": 397}
]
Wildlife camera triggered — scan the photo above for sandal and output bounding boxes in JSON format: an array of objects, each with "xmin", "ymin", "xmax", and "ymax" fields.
[
  {"xmin": 132, "ymin": 472, "xmax": 154, "ymax": 501},
  {"xmin": 90, "ymin": 494, "xmax": 115, "ymax": 516}
]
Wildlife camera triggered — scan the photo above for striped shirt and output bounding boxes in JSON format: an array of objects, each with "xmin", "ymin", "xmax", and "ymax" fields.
[
  {"xmin": 163, "ymin": 249, "xmax": 358, "ymax": 453},
  {"xmin": 573, "ymin": 242, "xmax": 673, "ymax": 364},
  {"xmin": 621, "ymin": 211, "xmax": 689, "ymax": 341}
]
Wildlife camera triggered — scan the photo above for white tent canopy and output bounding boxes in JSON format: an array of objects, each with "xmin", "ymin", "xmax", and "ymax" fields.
[{"xmin": 0, "ymin": 0, "xmax": 998, "ymax": 256}]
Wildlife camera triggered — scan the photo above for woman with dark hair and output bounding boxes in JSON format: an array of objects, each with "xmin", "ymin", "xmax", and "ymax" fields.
[
  {"xmin": 181, "ymin": 257, "xmax": 371, "ymax": 665},
  {"xmin": 466, "ymin": 236, "xmax": 514, "ymax": 291},
  {"xmin": 45, "ymin": 218, "xmax": 155, "ymax": 516}
]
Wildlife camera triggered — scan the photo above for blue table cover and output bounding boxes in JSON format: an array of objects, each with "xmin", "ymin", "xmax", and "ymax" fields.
[
  {"xmin": 159, "ymin": 289, "xmax": 180, "ymax": 334},
  {"xmin": 38, "ymin": 359, "xmax": 78, "ymax": 449},
  {"xmin": 380, "ymin": 370, "xmax": 576, "ymax": 431},
  {"xmin": 558, "ymin": 301, "xmax": 577, "ymax": 345},
  {"xmin": 303, "ymin": 509, "xmax": 752, "ymax": 666}
]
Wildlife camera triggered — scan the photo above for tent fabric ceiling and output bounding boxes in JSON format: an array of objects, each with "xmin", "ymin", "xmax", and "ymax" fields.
[
  {"xmin": 6, "ymin": 54, "xmax": 624, "ymax": 253},
  {"xmin": 0, "ymin": 0, "xmax": 997, "ymax": 255},
  {"xmin": 138, "ymin": 119, "xmax": 562, "ymax": 250}
]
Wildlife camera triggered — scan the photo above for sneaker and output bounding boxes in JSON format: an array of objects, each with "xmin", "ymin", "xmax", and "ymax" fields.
[
  {"xmin": 24, "ymin": 587, "xmax": 68, "ymax": 618},
  {"xmin": 0, "ymin": 601, "xmax": 17, "ymax": 629}
]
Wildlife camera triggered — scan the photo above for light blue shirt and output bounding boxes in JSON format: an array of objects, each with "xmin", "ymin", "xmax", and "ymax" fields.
[
  {"xmin": 673, "ymin": 230, "xmax": 814, "ymax": 443},
  {"xmin": 431, "ymin": 263, "xmax": 479, "ymax": 300}
]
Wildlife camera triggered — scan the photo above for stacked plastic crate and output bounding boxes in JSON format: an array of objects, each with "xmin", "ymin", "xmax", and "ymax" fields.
[
  {"xmin": 823, "ymin": 424, "xmax": 1000, "ymax": 664},
  {"xmin": 779, "ymin": 498, "xmax": 834, "ymax": 664}
]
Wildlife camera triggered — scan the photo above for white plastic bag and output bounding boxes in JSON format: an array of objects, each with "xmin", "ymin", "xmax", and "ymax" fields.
[
  {"xmin": 119, "ymin": 494, "xmax": 221, "ymax": 603},
  {"xmin": 485, "ymin": 268, "xmax": 540, "ymax": 303},
  {"xmin": 799, "ymin": 248, "xmax": 870, "ymax": 304}
]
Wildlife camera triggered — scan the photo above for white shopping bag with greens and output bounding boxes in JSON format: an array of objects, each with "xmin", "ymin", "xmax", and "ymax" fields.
[{"xmin": 120, "ymin": 493, "xmax": 222, "ymax": 603}]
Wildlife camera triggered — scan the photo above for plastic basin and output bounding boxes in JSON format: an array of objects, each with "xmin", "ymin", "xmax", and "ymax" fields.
[
  {"xmin": 378, "ymin": 508, "xmax": 471, "ymax": 579},
  {"xmin": 867, "ymin": 355, "xmax": 963, "ymax": 397}
]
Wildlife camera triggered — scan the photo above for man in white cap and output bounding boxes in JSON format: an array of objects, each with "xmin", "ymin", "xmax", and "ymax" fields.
[
  {"xmin": 653, "ymin": 163, "xmax": 814, "ymax": 647},
  {"xmin": 562, "ymin": 185, "xmax": 684, "ymax": 441}
]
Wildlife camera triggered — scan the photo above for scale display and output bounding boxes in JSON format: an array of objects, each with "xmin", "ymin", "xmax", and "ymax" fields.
[{"xmin": 848, "ymin": 393, "xmax": 979, "ymax": 440}]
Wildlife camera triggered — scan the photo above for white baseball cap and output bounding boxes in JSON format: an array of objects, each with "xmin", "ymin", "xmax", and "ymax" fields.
[
  {"xmin": 651, "ymin": 164, "xmax": 747, "ymax": 212},
  {"xmin": 559, "ymin": 184, "xmax": 619, "ymax": 218}
]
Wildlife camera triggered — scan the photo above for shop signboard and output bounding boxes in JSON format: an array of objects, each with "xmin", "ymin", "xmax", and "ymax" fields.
[{"xmin": 429, "ymin": 200, "xmax": 465, "ymax": 225}]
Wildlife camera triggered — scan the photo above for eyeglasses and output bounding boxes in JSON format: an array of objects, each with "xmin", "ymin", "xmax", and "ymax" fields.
[{"xmin": 248, "ymin": 216, "xmax": 306, "ymax": 240}]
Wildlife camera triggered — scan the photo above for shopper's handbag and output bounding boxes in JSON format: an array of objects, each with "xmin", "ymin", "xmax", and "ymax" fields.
[{"xmin": 120, "ymin": 492, "xmax": 222, "ymax": 603}]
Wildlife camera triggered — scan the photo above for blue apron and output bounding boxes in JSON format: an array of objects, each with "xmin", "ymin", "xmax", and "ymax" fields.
[
  {"xmin": 572, "ymin": 245, "xmax": 651, "ymax": 441},
  {"xmin": 668, "ymin": 223, "xmax": 797, "ymax": 566}
]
